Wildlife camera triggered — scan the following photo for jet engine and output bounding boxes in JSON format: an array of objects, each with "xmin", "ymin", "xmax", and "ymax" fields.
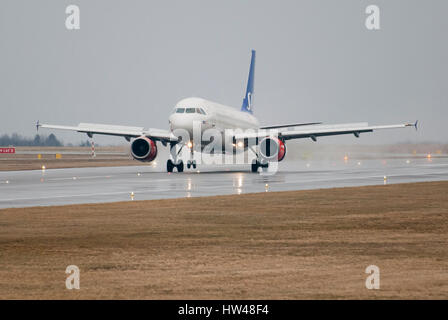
[
  {"xmin": 131, "ymin": 136, "xmax": 158, "ymax": 162},
  {"xmin": 259, "ymin": 137, "xmax": 286, "ymax": 162}
]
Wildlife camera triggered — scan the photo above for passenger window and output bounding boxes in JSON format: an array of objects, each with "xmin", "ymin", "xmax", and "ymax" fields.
[
  {"xmin": 176, "ymin": 108, "xmax": 185, "ymax": 113},
  {"xmin": 186, "ymin": 108, "xmax": 195, "ymax": 113}
]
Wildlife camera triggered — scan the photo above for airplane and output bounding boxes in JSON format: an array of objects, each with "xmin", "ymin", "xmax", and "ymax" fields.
[{"xmin": 37, "ymin": 50, "xmax": 417, "ymax": 173}]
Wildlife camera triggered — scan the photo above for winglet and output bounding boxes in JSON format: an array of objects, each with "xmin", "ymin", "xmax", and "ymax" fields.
[
  {"xmin": 405, "ymin": 120, "xmax": 418, "ymax": 131},
  {"xmin": 36, "ymin": 120, "xmax": 41, "ymax": 132},
  {"xmin": 241, "ymin": 50, "xmax": 256, "ymax": 114}
]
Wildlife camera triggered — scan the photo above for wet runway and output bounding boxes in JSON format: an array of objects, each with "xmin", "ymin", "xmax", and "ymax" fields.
[{"xmin": 1, "ymin": 155, "xmax": 447, "ymax": 208}]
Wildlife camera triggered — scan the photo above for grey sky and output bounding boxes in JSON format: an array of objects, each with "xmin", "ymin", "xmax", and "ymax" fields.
[{"xmin": 0, "ymin": 0, "xmax": 446, "ymax": 145}]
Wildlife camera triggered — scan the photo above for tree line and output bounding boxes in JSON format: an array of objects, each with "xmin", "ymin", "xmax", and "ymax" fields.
[
  {"xmin": 0, "ymin": 133, "xmax": 91, "ymax": 147},
  {"xmin": 0, "ymin": 133, "xmax": 63, "ymax": 146}
]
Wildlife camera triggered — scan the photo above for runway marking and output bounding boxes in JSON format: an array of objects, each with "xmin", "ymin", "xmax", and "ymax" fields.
[
  {"xmin": 46, "ymin": 175, "xmax": 115, "ymax": 181},
  {"xmin": 262, "ymin": 171, "xmax": 448, "ymax": 186},
  {"xmin": 0, "ymin": 182, "xmax": 236, "ymax": 204},
  {"xmin": 416, "ymin": 163, "xmax": 448, "ymax": 168},
  {"xmin": 0, "ymin": 189, "xmax": 173, "ymax": 203}
]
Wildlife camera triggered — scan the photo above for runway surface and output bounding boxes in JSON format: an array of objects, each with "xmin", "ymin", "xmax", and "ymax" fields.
[{"xmin": 1, "ymin": 155, "xmax": 448, "ymax": 208}]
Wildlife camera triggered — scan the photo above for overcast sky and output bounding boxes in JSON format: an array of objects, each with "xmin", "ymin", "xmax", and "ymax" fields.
[{"xmin": 0, "ymin": 0, "xmax": 447, "ymax": 145}]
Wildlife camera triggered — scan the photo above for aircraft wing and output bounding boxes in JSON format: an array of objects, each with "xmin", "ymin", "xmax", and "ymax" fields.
[
  {"xmin": 37, "ymin": 122, "xmax": 178, "ymax": 142},
  {"xmin": 259, "ymin": 122, "xmax": 322, "ymax": 129},
  {"xmin": 234, "ymin": 121, "xmax": 418, "ymax": 141}
]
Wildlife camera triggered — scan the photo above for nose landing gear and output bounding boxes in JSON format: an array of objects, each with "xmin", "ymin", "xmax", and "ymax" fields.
[{"xmin": 187, "ymin": 160, "xmax": 197, "ymax": 169}]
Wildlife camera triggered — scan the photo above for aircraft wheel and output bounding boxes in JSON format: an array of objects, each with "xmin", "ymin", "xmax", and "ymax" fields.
[
  {"xmin": 251, "ymin": 160, "xmax": 259, "ymax": 173},
  {"xmin": 177, "ymin": 161, "xmax": 184, "ymax": 173},
  {"xmin": 192, "ymin": 160, "xmax": 197, "ymax": 169},
  {"xmin": 167, "ymin": 159, "xmax": 174, "ymax": 173},
  {"xmin": 187, "ymin": 161, "xmax": 191, "ymax": 169}
]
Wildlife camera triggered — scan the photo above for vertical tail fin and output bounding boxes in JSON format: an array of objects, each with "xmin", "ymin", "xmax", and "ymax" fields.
[{"xmin": 241, "ymin": 50, "xmax": 256, "ymax": 114}]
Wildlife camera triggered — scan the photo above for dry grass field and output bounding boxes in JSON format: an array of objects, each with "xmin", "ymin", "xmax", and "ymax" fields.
[{"xmin": 0, "ymin": 181, "xmax": 447, "ymax": 299}]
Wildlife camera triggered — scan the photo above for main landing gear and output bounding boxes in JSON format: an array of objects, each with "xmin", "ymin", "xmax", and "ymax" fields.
[
  {"xmin": 167, "ymin": 142, "xmax": 195, "ymax": 173},
  {"xmin": 167, "ymin": 142, "xmax": 185, "ymax": 173},
  {"xmin": 167, "ymin": 159, "xmax": 184, "ymax": 173},
  {"xmin": 166, "ymin": 159, "xmax": 196, "ymax": 172},
  {"xmin": 251, "ymin": 159, "xmax": 269, "ymax": 173},
  {"xmin": 249, "ymin": 144, "xmax": 269, "ymax": 173}
]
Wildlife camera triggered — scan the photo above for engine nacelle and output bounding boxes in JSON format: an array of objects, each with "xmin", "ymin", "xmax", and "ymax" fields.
[
  {"xmin": 259, "ymin": 137, "xmax": 286, "ymax": 162},
  {"xmin": 131, "ymin": 136, "xmax": 158, "ymax": 162}
]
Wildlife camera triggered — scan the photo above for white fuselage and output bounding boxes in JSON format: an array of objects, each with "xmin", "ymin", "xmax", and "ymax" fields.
[{"xmin": 168, "ymin": 97, "xmax": 259, "ymax": 152}]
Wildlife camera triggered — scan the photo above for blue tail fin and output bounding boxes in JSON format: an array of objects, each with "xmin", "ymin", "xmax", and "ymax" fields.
[{"xmin": 241, "ymin": 50, "xmax": 256, "ymax": 114}]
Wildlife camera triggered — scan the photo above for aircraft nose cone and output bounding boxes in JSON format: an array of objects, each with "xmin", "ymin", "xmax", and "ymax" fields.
[{"xmin": 169, "ymin": 114, "xmax": 193, "ymax": 136}]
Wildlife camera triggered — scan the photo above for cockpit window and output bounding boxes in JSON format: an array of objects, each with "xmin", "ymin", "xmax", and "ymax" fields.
[
  {"xmin": 196, "ymin": 108, "xmax": 207, "ymax": 115},
  {"xmin": 175, "ymin": 107, "xmax": 206, "ymax": 114}
]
